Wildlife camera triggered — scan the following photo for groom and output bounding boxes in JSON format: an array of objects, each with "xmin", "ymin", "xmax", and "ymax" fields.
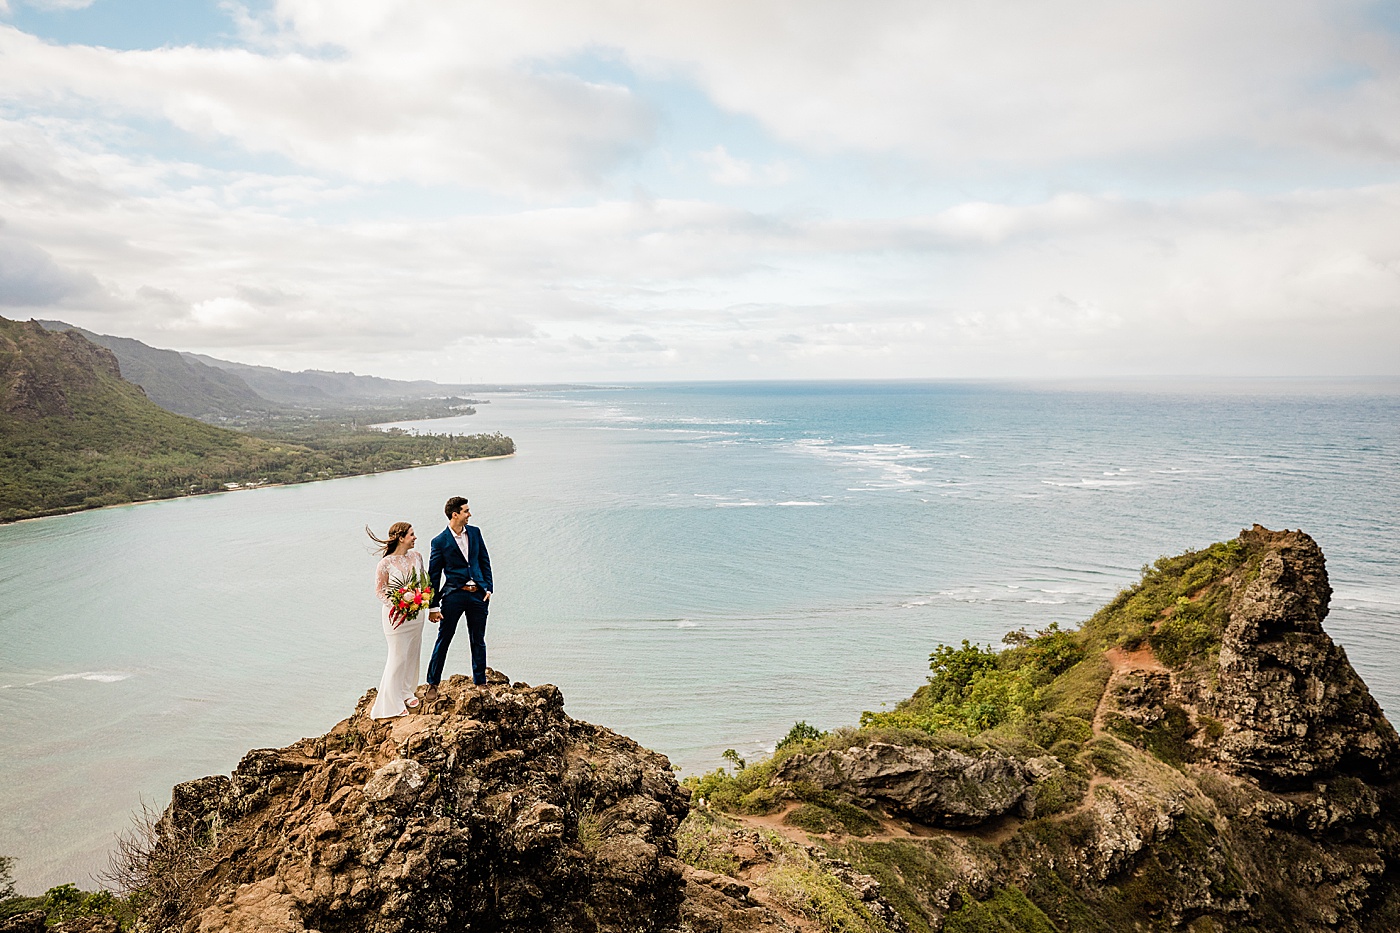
[{"xmin": 426, "ymin": 495, "xmax": 493, "ymax": 694}]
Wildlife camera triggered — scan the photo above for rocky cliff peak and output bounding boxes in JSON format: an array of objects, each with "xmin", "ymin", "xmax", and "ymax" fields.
[
  {"xmin": 0, "ymin": 318, "xmax": 126, "ymax": 419},
  {"xmin": 134, "ymin": 674, "xmax": 689, "ymax": 933},
  {"xmin": 1211, "ymin": 525, "xmax": 1399, "ymax": 782}
]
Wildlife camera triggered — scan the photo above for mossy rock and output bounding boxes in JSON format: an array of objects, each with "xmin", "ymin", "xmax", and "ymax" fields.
[
  {"xmin": 782, "ymin": 787, "xmax": 881, "ymax": 836},
  {"xmin": 1081, "ymin": 737, "xmax": 1133, "ymax": 778},
  {"xmin": 943, "ymin": 886, "xmax": 1058, "ymax": 933},
  {"xmin": 836, "ymin": 837, "xmax": 965, "ymax": 933},
  {"xmin": 1104, "ymin": 704, "xmax": 1192, "ymax": 767},
  {"xmin": 1026, "ymin": 760, "xmax": 1090, "ymax": 817}
]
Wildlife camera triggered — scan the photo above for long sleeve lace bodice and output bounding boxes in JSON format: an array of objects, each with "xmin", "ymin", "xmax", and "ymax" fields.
[{"xmin": 374, "ymin": 550, "xmax": 425, "ymax": 606}]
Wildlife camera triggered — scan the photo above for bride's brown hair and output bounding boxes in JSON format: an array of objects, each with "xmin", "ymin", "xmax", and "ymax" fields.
[{"xmin": 366, "ymin": 521, "xmax": 413, "ymax": 557}]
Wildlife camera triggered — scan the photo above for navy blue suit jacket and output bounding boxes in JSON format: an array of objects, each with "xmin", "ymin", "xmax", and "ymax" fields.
[{"xmin": 428, "ymin": 525, "xmax": 492, "ymax": 609}]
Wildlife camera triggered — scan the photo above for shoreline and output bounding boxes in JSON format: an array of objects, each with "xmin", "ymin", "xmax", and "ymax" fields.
[{"xmin": 1, "ymin": 452, "xmax": 517, "ymax": 526}]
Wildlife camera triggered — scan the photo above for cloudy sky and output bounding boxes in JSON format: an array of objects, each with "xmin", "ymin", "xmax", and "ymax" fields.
[{"xmin": 1, "ymin": 0, "xmax": 1398, "ymax": 382}]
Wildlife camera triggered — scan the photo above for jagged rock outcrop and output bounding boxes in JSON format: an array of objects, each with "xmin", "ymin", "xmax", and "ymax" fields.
[
  {"xmin": 0, "ymin": 912, "xmax": 118, "ymax": 933},
  {"xmin": 0, "ymin": 319, "xmax": 125, "ymax": 419},
  {"xmin": 0, "ymin": 911, "xmax": 46, "ymax": 933},
  {"xmin": 773, "ymin": 743, "xmax": 1032, "ymax": 826},
  {"xmin": 1210, "ymin": 525, "xmax": 1400, "ymax": 782},
  {"xmin": 139, "ymin": 673, "xmax": 690, "ymax": 933}
]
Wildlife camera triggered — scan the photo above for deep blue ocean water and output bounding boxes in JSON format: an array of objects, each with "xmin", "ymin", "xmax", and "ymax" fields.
[{"xmin": 1, "ymin": 380, "xmax": 1397, "ymax": 891}]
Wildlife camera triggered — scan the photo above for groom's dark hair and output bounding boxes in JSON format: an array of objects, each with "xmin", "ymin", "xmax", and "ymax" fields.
[{"xmin": 445, "ymin": 496, "xmax": 469, "ymax": 519}]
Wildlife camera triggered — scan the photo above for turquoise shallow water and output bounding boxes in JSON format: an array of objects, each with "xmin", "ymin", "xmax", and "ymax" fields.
[{"xmin": 2, "ymin": 380, "xmax": 1398, "ymax": 891}]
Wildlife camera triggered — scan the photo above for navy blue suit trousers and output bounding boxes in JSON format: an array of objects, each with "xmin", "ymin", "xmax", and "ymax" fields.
[{"xmin": 428, "ymin": 590, "xmax": 489, "ymax": 685}]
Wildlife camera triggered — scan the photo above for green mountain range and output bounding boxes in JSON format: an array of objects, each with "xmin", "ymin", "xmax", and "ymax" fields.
[
  {"xmin": 34, "ymin": 321, "xmax": 274, "ymax": 418},
  {"xmin": 0, "ymin": 317, "xmax": 281, "ymax": 518},
  {"xmin": 35, "ymin": 321, "xmax": 481, "ymax": 418},
  {"xmin": 179, "ymin": 351, "xmax": 475, "ymax": 406},
  {"xmin": 1, "ymin": 317, "xmax": 513, "ymax": 522}
]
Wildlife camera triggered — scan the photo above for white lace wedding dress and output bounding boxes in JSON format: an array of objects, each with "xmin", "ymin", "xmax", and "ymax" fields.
[{"xmin": 369, "ymin": 550, "xmax": 427, "ymax": 719}]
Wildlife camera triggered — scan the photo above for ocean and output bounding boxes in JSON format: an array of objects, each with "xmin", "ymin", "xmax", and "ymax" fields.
[{"xmin": 1, "ymin": 380, "xmax": 1397, "ymax": 892}]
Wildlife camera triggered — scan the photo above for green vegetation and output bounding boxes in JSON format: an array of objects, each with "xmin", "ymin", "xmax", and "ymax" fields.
[
  {"xmin": 1037, "ymin": 654, "xmax": 1113, "ymax": 722},
  {"xmin": 675, "ymin": 810, "xmax": 742, "ymax": 877},
  {"xmin": 998, "ymin": 809, "xmax": 1251, "ymax": 933},
  {"xmin": 1105, "ymin": 702, "xmax": 1193, "ymax": 766},
  {"xmin": 576, "ymin": 806, "xmax": 603, "ymax": 855},
  {"xmin": 678, "ymin": 532, "xmax": 1333, "ymax": 933},
  {"xmin": 766, "ymin": 859, "xmax": 894, "ymax": 933},
  {"xmin": 850, "ymin": 539, "xmax": 1246, "ymax": 746},
  {"xmin": 761, "ymin": 832, "xmax": 897, "ymax": 932},
  {"xmin": 943, "ymin": 886, "xmax": 1058, "ymax": 933},
  {"xmin": 684, "ymin": 619, "xmax": 1109, "ymax": 836},
  {"xmin": 860, "ymin": 624, "xmax": 1085, "ymax": 736},
  {"xmin": 1081, "ymin": 539, "xmax": 1249, "ymax": 661},
  {"xmin": 35, "ymin": 322, "xmax": 272, "ymax": 419},
  {"xmin": 836, "ymin": 838, "xmax": 962, "ymax": 933},
  {"xmin": 677, "ymin": 811, "xmax": 894, "ymax": 931},
  {"xmin": 783, "ymin": 787, "xmax": 880, "ymax": 836},
  {"xmin": 0, "ymin": 872, "xmax": 136, "ymax": 929},
  {"xmin": 38, "ymin": 320, "xmax": 491, "ymax": 422},
  {"xmin": 777, "ymin": 720, "xmax": 829, "ymax": 751},
  {"xmin": 1025, "ymin": 752, "xmax": 1090, "ymax": 816},
  {"xmin": 0, "ymin": 318, "xmax": 514, "ymax": 522},
  {"xmin": 686, "ymin": 751, "xmax": 805, "ymax": 816}
]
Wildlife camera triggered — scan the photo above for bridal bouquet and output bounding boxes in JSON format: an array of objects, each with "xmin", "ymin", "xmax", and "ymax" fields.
[{"xmin": 386, "ymin": 569, "xmax": 434, "ymax": 629}]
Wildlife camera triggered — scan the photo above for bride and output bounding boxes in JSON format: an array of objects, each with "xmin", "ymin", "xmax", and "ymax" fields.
[{"xmin": 366, "ymin": 521, "xmax": 427, "ymax": 718}]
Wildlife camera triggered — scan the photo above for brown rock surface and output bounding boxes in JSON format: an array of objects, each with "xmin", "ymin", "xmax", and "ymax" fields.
[
  {"xmin": 0, "ymin": 911, "xmax": 46, "ymax": 933},
  {"xmin": 772, "ymin": 743, "xmax": 1030, "ymax": 826},
  {"xmin": 138, "ymin": 673, "xmax": 689, "ymax": 933},
  {"xmin": 0, "ymin": 319, "xmax": 124, "ymax": 419},
  {"xmin": 1210, "ymin": 525, "xmax": 1400, "ymax": 782}
]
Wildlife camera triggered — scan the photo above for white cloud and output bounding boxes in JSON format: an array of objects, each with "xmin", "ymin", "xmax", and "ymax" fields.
[
  {"xmin": 5, "ymin": 2, "xmax": 1396, "ymax": 191},
  {"xmin": 0, "ymin": 25, "xmax": 656, "ymax": 195},
  {"xmin": 247, "ymin": 0, "xmax": 1400, "ymax": 169},
  {"xmin": 17, "ymin": 0, "xmax": 97, "ymax": 10},
  {"xmin": 0, "ymin": 3, "xmax": 1396, "ymax": 379},
  {"xmin": 0, "ymin": 228, "xmax": 102, "ymax": 306},
  {"xmin": 695, "ymin": 145, "xmax": 792, "ymax": 187},
  {"xmin": 12, "ymin": 158, "xmax": 1395, "ymax": 377}
]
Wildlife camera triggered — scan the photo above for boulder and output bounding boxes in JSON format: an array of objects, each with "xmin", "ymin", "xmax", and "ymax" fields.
[
  {"xmin": 773, "ymin": 742, "xmax": 1028, "ymax": 826},
  {"xmin": 0, "ymin": 912, "xmax": 46, "ymax": 933}
]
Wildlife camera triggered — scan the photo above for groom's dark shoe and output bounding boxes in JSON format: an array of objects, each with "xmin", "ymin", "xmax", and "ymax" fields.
[{"xmin": 425, "ymin": 684, "xmax": 439, "ymax": 702}]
